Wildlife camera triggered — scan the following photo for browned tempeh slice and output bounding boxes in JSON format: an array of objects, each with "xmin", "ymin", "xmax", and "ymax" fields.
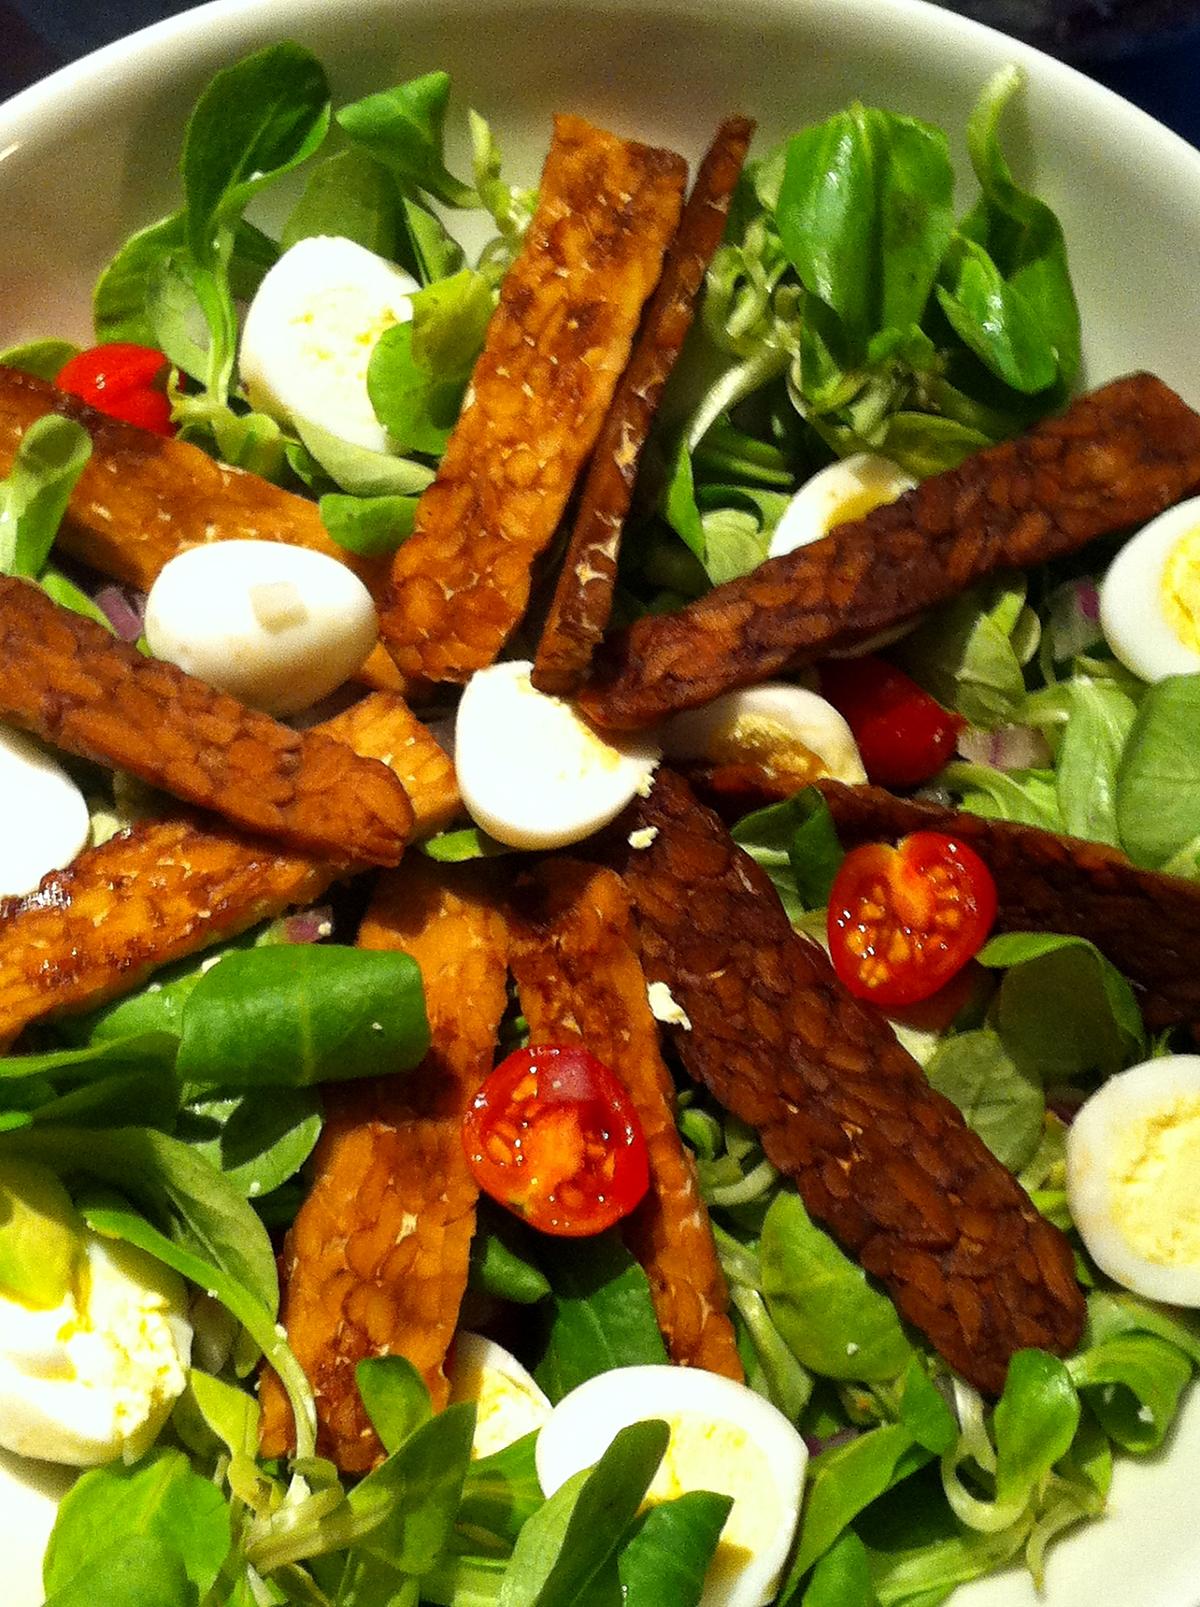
[
  {"xmin": 0, "ymin": 366, "xmax": 403, "ymax": 693},
  {"xmin": 259, "ymin": 859, "xmax": 509, "ymax": 1470},
  {"xmin": 531, "ymin": 117, "xmax": 755, "ymax": 696},
  {"xmin": 323, "ymin": 693, "xmax": 461, "ymax": 839},
  {"xmin": 579, "ymin": 374, "xmax": 1200, "ymax": 729},
  {"xmin": 0, "ymin": 365, "xmax": 387, "ymax": 589},
  {"xmin": 0, "ymin": 575, "xmax": 412, "ymax": 864},
  {"xmin": 379, "ymin": 115, "xmax": 688, "ymax": 683},
  {"xmin": 0, "ymin": 693, "xmax": 452, "ymax": 1044},
  {"xmin": 610, "ymin": 769, "xmax": 1085, "ymax": 1396},
  {"xmin": 816, "ymin": 780, "xmax": 1200, "ymax": 1032},
  {"xmin": 510, "ymin": 858, "xmax": 743, "ymax": 1378}
]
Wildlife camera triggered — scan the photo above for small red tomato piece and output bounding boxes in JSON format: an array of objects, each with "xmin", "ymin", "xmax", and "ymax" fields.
[
  {"xmin": 820, "ymin": 656, "xmax": 963, "ymax": 787},
  {"xmin": 827, "ymin": 831, "xmax": 997, "ymax": 1007},
  {"xmin": 462, "ymin": 1044, "xmax": 650, "ymax": 1237},
  {"xmin": 56, "ymin": 343, "xmax": 175, "ymax": 437}
]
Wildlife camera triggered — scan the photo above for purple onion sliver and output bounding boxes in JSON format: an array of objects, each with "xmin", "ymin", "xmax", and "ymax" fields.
[
  {"xmin": 804, "ymin": 1425, "xmax": 861, "ymax": 1456},
  {"xmin": 1047, "ymin": 1088, "xmax": 1087, "ymax": 1125},
  {"xmin": 281, "ymin": 904, "xmax": 335, "ymax": 944},
  {"xmin": 1077, "ymin": 580, "xmax": 1101, "ymax": 623},
  {"xmin": 93, "ymin": 583, "xmax": 146, "ymax": 642},
  {"xmin": 956, "ymin": 724, "xmax": 1052, "ymax": 772}
]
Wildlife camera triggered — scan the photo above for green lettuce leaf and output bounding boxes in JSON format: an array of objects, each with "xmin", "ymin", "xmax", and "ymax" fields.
[
  {"xmin": 534, "ymin": 1233, "xmax": 668, "ymax": 1402},
  {"xmin": 43, "ymin": 1449, "xmax": 229, "ymax": 1600},
  {"xmin": 760, "ymin": 1189, "xmax": 912, "ymax": 1382},
  {"xmin": 498, "ymin": 1420, "xmax": 669, "ymax": 1607},
  {"xmin": 977, "ymin": 932, "xmax": 1145, "ymax": 1081},
  {"xmin": 0, "ymin": 415, "xmax": 91, "ymax": 579},
  {"xmin": 337, "ymin": 71, "xmax": 476, "ymax": 208},
  {"xmin": 367, "ymin": 268, "xmax": 494, "ymax": 453},
  {"xmin": 924, "ymin": 1027, "xmax": 1044, "ymax": 1173},
  {"xmin": 1115, "ymin": 674, "xmax": 1200, "ymax": 870},
  {"xmin": 176, "ymin": 945, "xmax": 430, "ymax": 1089}
]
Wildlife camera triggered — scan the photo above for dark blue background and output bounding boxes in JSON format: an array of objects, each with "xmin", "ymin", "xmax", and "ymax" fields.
[{"xmin": 2, "ymin": 0, "xmax": 1198, "ymax": 144}]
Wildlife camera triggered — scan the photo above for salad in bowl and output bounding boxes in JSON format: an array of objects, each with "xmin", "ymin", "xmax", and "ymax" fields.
[{"xmin": 1, "ymin": 4, "xmax": 1200, "ymax": 1604}]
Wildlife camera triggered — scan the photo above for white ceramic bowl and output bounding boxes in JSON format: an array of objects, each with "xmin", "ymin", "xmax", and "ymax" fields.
[{"xmin": 3, "ymin": 3, "xmax": 1200, "ymax": 1605}]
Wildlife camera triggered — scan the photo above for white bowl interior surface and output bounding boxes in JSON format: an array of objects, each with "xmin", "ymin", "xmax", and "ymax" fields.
[{"xmin": 2, "ymin": 2, "xmax": 1200, "ymax": 1604}]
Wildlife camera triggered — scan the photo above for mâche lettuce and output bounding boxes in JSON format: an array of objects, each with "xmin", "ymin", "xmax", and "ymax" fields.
[{"xmin": 7, "ymin": 37, "xmax": 1197, "ymax": 1607}]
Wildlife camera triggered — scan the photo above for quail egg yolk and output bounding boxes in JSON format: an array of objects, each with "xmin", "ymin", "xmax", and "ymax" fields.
[
  {"xmin": 705, "ymin": 713, "xmax": 827, "ymax": 786},
  {"xmin": 1108, "ymin": 1092, "xmax": 1200, "ymax": 1268},
  {"xmin": 1160, "ymin": 526, "xmax": 1200, "ymax": 652},
  {"xmin": 647, "ymin": 1411, "xmax": 780, "ymax": 1593}
]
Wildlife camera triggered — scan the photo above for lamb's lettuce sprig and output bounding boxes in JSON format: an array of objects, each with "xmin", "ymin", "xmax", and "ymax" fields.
[
  {"xmin": 0, "ymin": 412, "xmax": 122, "ymax": 632},
  {"xmin": 0, "ymin": 930, "xmax": 432, "ymax": 1500},
  {"xmin": 654, "ymin": 67, "xmax": 1079, "ymax": 612},
  {"xmin": 682, "ymin": 797, "xmax": 1197, "ymax": 1602},
  {"xmin": 85, "ymin": 49, "xmax": 525, "ymax": 526}
]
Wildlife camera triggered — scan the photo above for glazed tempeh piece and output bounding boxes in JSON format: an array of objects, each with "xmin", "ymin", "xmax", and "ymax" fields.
[
  {"xmin": 324, "ymin": 693, "xmax": 461, "ymax": 839},
  {"xmin": 612, "ymin": 769, "xmax": 1085, "ymax": 1396},
  {"xmin": 259, "ymin": 859, "xmax": 509, "ymax": 1470},
  {"xmin": 0, "ymin": 575, "xmax": 412, "ymax": 864},
  {"xmin": 380, "ymin": 115, "xmax": 688, "ymax": 682},
  {"xmin": 510, "ymin": 859, "xmax": 743, "ymax": 1378},
  {"xmin": 531, "ymin": 117, "xmax": 755, "ymax": 696},
  {"xmin": 579, "ymin": 373, "xmax": 1200, "ymax": 729},
  {"xmin": 0, "ymin": 365, "xmax": 386, "ymax": 589},
  {"xmin": 0, "ymin": 366, "xmax": 404, "ymax": 693},
  {"xmin": 0, "ymin": 693, "xmax": 451, "ymax": 1044},
  {"xmin": 817, "ymin": 780, "xmax": 1200, "ymax": 1033}
]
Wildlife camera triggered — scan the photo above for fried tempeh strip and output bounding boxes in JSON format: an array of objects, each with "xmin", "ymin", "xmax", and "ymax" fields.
[
  {"xmin": 0, "ymin": 693, "xmax": 455, "ymax": 1043},
  {"xmin": 531, "ymin": 117, "xmax": 755, "ymax": 696},
  {"xmin": 816, "ymin": 780, "xmax": 1200, "ymax": 1032},
  {"xmin": 324, "ymin": 693, "xmax": 461, "ymax": 840},
  {"xmin": 610, "ymin": 769, "xmax": 1085, "ymax": 1396},
  {"xmin": 580, "ymin": 373, "xmax": 1200, "ymax": 729},
  {"xmin": 0, "ymin": 575, "xmax": 412, "ymax": 865},
  {"xmin": 379, "ymin": 115, "xmax": 687, "ymax": 683},
  {"xmin": 510, "ymin": 859, "xmax": 742, "ymax": 1378},
  {"xmin": 259, "ymin": 859, "xmax": 509, "ymax": 1470},
  {"xmin": 0, "ymin": 366, "xmax": 386, "ymax": 588},
  {"xmin": 0, "ymin": 366, "xmax": 404, "ymax": 693}
]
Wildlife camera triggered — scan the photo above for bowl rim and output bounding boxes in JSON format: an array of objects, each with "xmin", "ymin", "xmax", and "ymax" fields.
[
  {"xmin": 2, "ymin": 0, "xmax": 1200, "ymax": 185},
  {"xmin": 3, "ymin": 6, "xmax": 1200, "ymax": 1607}
]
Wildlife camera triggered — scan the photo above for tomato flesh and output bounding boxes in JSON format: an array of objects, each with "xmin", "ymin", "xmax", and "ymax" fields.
[
  {"xmin": 827, "ymin": 831, "xmax": 997, "ymax": 1007},
  {"xmin": 56, "ymin": 343, "xmax": 175, "ymax": 437},
  {"xmin": 820, "ymin": 656, "xmax": 963, "ymax": 787},
  {"xmin": 462, "ymin": 1044, "xmax": 649, "ymax": 1237}
]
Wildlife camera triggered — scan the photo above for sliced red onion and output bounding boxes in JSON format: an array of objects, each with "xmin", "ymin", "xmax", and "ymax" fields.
[
  {"xmin": 1046, "ymin": 1088, "xmax": 1086, "ymax": 1125},
  {"xmin": 1047, "ymin": 578, "xmax": 1103, "ymax": 661},
  {"xmin": 281, "ymin": 904, "xmax": 334, "ymax": 944},
  {"xmin": 956, "ymin": 723, "xmax": 1052, "ymax": 771},
  {"xmin": 93, "ymin": 583, "xmax": 146, "ymax": 643},
  {"xmin": 804, "ymin": 1424, "xmax": 861, "ymax": 1456}
]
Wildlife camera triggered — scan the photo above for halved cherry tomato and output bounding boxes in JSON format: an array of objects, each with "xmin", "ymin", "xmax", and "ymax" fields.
[
  {"xmin": 820, "ymin": 656, "xmax": 963, "ymax": 787},
  {"xmin": 462, "ymin": 1044, "xmax": 649, "ymax": 1237},
  {"xmin": 827, "ymin": 831, "xmax": 997, "ymax": 1007},
  {"xmin": 56, "ymin": 342, "xmax": 175, "ymax": 436}
]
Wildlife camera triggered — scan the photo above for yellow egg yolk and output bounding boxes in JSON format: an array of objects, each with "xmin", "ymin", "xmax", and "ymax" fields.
[
  {"xmin": 646, "ymin": 1411, "xmax": 781, "ymax": 1590},
  {"xmin": 1160, "ymin": 526, "xmax": 1200, "ymax": 652},
  {"xmin": 827, "ymin": 483, "xmax": 900, "ymax": 530},
  {"xmin": 709, "ymin": 712, "xmax": 827, "ymax": 785},
  {"xmin": 451, "ymin": 1362, "xmax": 548, "ymax": 1460},
  {"xmin": 1109, "ymin": 1092, "xmax": 1200, "ymax": 1267},
  {"xmin": 512, "ymin": 673, "xmax": 625, "ymax": 776}
]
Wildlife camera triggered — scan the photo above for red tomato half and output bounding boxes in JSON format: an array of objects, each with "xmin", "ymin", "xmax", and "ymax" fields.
[
  {"xmin": 820, "ymin": 656, "xmax": 963, "ymax": 787},
  {"xmin": 462, "ymin": 1044, "xmax": 650, "ymax": 1237},
  {"xmin": 57, "ymin": 343, "xmax": 175, "ymax": 436},
  {"xmin": 827, "ymin": 831, "xmax": 997, "ymax": 1007}
]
